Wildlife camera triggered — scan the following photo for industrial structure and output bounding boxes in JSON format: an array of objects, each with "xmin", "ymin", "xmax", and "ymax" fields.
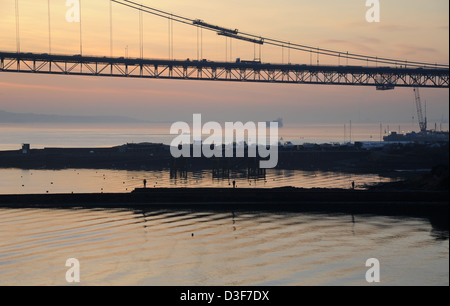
[{"xmin": 384, "ymin": 88, "xmax": 449, "ymax": 143}]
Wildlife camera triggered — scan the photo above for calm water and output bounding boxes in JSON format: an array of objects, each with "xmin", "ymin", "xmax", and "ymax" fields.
[
  {"xmin": 0, "ymin": 168, "xmax": 398, "ymax": 194},
  {"xmin": 0, "ymin": 208, "xmax": 447, "ymax": 286},
  {"xmin": 0, "ymin": 123, "xmax": 447, "ymax": 286}
]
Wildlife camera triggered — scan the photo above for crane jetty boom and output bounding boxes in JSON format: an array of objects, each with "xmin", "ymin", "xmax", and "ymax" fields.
[{"xmin": 414, "ymin": 88, "xmax": 427, "ymax": 133}]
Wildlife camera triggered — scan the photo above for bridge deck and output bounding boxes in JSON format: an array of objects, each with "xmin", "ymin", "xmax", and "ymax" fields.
[{"xmin": 1, "ymin": 52, "xmax": 448, "ymax": 89}]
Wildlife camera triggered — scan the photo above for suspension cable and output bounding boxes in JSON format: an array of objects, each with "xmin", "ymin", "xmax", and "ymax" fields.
[
  {"xmin": 15, "ymin": 0, "xmax": 20, "ymax": 53},
  {"xmin": 48, "ymin": 0, "xmax": 51, "ymax": 53},
  {"xmin": 110, "ymin": 0, "xmax": 113, "ymax": 57},
  {"xmin": 196, "ymin": 25, "xmax": 199, "ymax": 61},
  {"xmin": 110, "ymin": 0, "xmax": 448, "ymax": 68},
  {"xmin": 79, "ymin": 0, "xmax": 83, "ymax": 56},
  {"xmin": 139, "ymin": 2, "xmax": 143, "ymax": 59}
]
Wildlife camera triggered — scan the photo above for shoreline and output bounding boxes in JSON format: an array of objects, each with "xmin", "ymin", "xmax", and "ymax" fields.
[
  {"xmin": 0, "ymin": 188, "xmax": 447, "ymax": 219},
  {"xmin": 1, "ymin": 141, "xmax": 448, "ymax": 174}
]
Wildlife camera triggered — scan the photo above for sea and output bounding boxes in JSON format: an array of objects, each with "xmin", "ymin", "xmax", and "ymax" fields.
[
  {"xmin": 0, "ymin": 122, "xmax": 448, "ymax": 286},
  {"xmin": 2, "ymin": 122, "xmax": 445, "ymax": 151},
  {"xmin": 0, "ymin": 208, "xmax": 447, "ymax": 286}
]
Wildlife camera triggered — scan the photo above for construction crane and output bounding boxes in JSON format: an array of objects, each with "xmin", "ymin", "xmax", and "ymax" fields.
[{"xmin": 413, "ymin": 87, "xmax": 427, "ymax": 133}]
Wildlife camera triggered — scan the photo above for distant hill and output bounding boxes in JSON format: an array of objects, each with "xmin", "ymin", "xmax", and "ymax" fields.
[{"xmin": 0, "ymin": 110, "xmax": 149, "ymax": 124}]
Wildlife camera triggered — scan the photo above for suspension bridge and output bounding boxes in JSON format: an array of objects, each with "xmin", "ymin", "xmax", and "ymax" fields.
[{"xmin": 1, "ymin": 0, "xmax": 448, "ymax": 90}]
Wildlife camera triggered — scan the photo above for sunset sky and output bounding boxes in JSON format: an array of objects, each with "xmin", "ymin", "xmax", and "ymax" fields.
[{"xmin": 0, "ymin": 0, "xmax": 448, "ymax": 125}]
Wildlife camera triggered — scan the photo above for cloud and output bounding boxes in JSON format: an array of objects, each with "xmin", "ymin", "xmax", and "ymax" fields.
[
  {"xmin": 394, "ymin": 44, "xmax": 439, "ymax": 56},
  {"xmin": 335, "ymin": 20, "xmax": 419, "ymax": 33},
  {"xmin": 437, "ymin": 25, "xmax": 449, "ymax": 31},
  {"xmin": 377, "ymin": 24, "xmax": 417, "ymax": 32},
  {"xmin": 0, "ymin": 81, "xmax": 210, "ymax": 99},
  {"xmin": 357, "ymin": 36, "xmax": 382, "ymax": 45},
  {"xmin": 318, "ymin": 39, "xmax": 376, "ymax": 54}
]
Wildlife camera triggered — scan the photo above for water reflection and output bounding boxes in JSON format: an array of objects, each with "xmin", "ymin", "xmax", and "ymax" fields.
[
  {"xmin": 0, "ymin": 168, "xmax": 400, "ymax": 195},
  {"xmin": 428, "ymin": 215, "xmax": 450, "ymax": 241},
  {"xmin": 0, "ymin": 207, "xmax": 447, "ymax": 286}
]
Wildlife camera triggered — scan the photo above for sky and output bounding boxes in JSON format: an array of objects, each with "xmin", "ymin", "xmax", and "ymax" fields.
[{"xmin": 0, "ymin": 0, "xmax": 448, "ymax": 125}]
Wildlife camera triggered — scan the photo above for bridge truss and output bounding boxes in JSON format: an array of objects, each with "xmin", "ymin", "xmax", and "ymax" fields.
[{"xmin": 1, "ymin": 52, "xmax": 448, "ymax": 89}]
